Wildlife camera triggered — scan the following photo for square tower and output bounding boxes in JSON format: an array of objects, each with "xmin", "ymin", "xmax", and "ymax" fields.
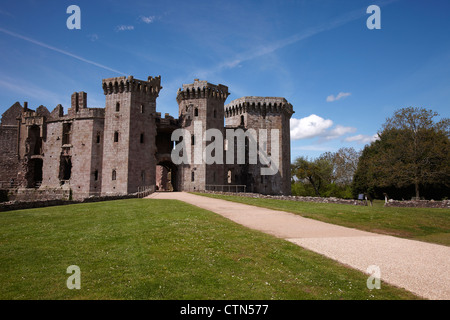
[
  {"xmin": 176, "ymin": 79, "xmax": 229, "ymax": 192},
  {"xmin": 101, "ymin": 76, "xmax": 162, "ymax": 195}
]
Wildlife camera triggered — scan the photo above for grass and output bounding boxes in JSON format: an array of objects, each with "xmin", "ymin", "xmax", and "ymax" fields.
[
  {"xmin": 193, "ymin": 193, "xmax": 450, "ymax": 246},
  {"xmin": 0, "ymin": 199, "xmax": 419, "ymax": 300}
]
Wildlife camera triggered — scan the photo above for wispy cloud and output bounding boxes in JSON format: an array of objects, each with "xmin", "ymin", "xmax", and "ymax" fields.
[
  {"xmin": 326, "ymin": 92, "xmax": 352, "ymax": 102},
  {"xmin": 345, "ymin": 134, "xmax": 380, "ymax": 144},
  {"xmin": 87, "ymin": 34, "xmax": 99, "ymax": 42},
  {"xmin": 0, "ymin": 9, "xmax": 14, "ymax": 17},
  {"xmin": 116, "ymin": 25, "xmax": 135, "ymax": 31},
  {"xmin": 0, "ymin": 75, "xmax": 66, "ymax": 107},
  {"xmin": 0, "ymin": 27, "xmax": 126, "ymax": 76},
  {"xmin": 198, "ymin": 0, "xmax": 401, "ymax": 78},
  {"xmin": 140, "ymin": 15, "xmax": 156, "ymax": 24}
]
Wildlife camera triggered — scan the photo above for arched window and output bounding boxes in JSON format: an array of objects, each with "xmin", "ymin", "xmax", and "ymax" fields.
[
  {"xmin": 140, "ymin": 133, "xmax": 144, "ymax": 144},
  {"xmin": 140, "ymin": 104, "xmax": 145, "ymax": 114},
  {"xmin": 191, "ymin": 134, "xmax": 195, "ymax": 146},
  {"xmin": 194, "ymin": 108, "xmax": 199, "ymax": 117},
  {"xmin": 115, "ymin": 102, "xmax": 120, "ymax": 112},
  {"xmin": 191, "ymin": 171, "xmax": 195, "ymax": 182},
  {"xmin": 240, "ymin": 115, "xmax": 245, "ymax": 126},
  {"xmin": 94, "ymin": 170, "xmax": 99, "ymax": 181},
  {"xmin": 114, "ymin": 131, "xmax": 119, "ymax": 142},
  {"xmin": 214, "ymin": 109, "xmax": 217, "ymax": 118},
  {"xmin": 112, "ymin": 170, "xmax": 117, "ymax": 181}
]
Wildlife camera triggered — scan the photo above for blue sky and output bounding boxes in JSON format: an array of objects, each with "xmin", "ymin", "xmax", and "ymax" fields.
[{"xmin": 0, "ymin": 0, "xmax": 449, "ymax": 161}]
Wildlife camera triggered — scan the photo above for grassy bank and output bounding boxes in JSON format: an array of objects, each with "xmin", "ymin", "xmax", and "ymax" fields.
[
  {"xmin": 0, "ymin": 199, "xmax": 418, "ymax": 299},
  {"xmin": 193, "ymin": 193, "xmax": 450, "ymax": 246}
]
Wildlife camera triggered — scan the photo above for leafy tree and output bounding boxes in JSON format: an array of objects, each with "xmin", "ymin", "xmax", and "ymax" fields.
[
  {"xmin": 353, "ymin": 107, "xmax": 450, "ymax": 199},
  {"xmin": 291, "ymin": 148, "xmax": 361, "ymax": 198},
  {"xmin": 291, "ymin": 156, "xmax": 333, "ymax": 197}
]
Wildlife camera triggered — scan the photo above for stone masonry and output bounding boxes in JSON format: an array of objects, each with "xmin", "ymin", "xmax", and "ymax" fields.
[{"xmin": 0, "ymin": 75, "xmax": 294, "ymax": 201}]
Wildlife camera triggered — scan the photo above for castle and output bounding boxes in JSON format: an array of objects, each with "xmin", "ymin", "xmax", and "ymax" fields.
[{"xmin": 0, "ymin": 76, "xmax": 294, "ymax": 201}]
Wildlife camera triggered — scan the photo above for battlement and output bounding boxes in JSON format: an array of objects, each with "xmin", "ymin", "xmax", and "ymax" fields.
[
  {"xmin": 225, "ymin": 97, "xmax": 294, "ymax": 118},
  {"xmin": 102, "ymin": 75, "xmax": 162, "ymax": 97},
  {"xmin": 176, "ymin": 79, "xmax": 229, "ymax": 103}
]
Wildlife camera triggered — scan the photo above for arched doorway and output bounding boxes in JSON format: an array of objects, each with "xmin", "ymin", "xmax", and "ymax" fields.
[{"xmin": 156, "ymin": 161, "xmax": 178, "ymax": 192}]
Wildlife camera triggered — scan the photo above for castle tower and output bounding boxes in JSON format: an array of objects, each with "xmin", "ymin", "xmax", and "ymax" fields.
[
  {"xmin": 176, "ymin": 79, "xmax": 229, "ymax": 191},
  {"xmin": 224, "ymin": 97, "xmax": 294, "ymax": 195},
  {"xmin": 101, "ymin": 76, "xmax": 162, "ymax": 195}
]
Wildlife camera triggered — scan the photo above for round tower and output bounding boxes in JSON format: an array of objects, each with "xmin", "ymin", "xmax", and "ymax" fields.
[{"xmin": 224, "ymin": 97, "xmax": 294, "ymax": 195}]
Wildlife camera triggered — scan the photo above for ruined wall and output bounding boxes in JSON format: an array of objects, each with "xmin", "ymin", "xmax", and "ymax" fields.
[
  {"xmin": 0, "ymin": 103, "xmax": 22, "ymax": 184},
  {"xmin": 42, "ymin": 120, "xmax": 64, "ymax": 188},
  {"xmin": 0, "ymin": 126, "xmax": 19, "ymax": 184},
  {"xmin": 42, "ymin": 94, "xmax": 104, "ymax": 200}
]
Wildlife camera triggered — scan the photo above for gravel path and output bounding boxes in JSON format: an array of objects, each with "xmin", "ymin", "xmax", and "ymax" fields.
[{"xmin": 146, "ymin": 192, "xmax": 450, "ymax": 300}]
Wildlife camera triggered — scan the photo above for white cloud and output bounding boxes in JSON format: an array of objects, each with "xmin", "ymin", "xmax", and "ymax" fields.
[
  {"xmin": 140, "ymin": 16, "xmax": 156, "ymax": 24},
  {"xmin": 116, "ymin": 25, "xmax": 135, "ymax": 31},
  {"xmin": 326, "ymin": 92, "xmax": 351, "ymax": 102},
  {"xmin": 324, "ymin": 125, "xmax": 357, "ymax": 140},
  {"xmin": 345, "ymin": 134, "xmax": 380, "ymax": 144},
  {"xmin": 290, "ymin": 115, "xmax": 357, "ymax": 141},
  {"xmin": 290, "ymin": 114, "xmax": 333, "ymax": 140}
]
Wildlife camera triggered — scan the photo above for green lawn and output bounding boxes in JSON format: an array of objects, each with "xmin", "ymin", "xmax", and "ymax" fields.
[
  {"xmin": 193, "ymin": 193, "xmax": 450, "ymax": 246},
  {"xmin": 0, "ymin": 199, "xmax": 419, "ymax": 300}
]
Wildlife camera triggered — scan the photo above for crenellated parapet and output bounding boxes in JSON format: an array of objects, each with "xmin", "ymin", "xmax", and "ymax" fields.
[
  {"xmin": 224, "ymin": 96, "xmax": 294, "ymax": 118},
  {"xmin": 102, "ymin": 75, "xmax": 162, "ymax": 97},
  {"xmin": 176, "ymin": 79, "xmax": 229, "ymax": 103}
]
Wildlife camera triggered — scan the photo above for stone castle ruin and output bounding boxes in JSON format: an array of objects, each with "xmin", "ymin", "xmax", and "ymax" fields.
[{"xmin": 0, "ymin": 76, "xmax": 294, "ymax": 201}]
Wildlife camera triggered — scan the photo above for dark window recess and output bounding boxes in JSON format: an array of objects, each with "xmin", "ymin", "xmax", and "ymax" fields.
[
  {"xmin": 62, "ymin": 123, "xmax": 72, "ymax": 145},
  {"xmin": 114, "ymin": 131, "xmax": 119, "ymax": 142},
  {"xmin": 116, "ymin": 102, "xmax": 120, "ymax": 112},
  {"xmin": 112, "ymin": 170, "xmax": 117, "ymax": 181}
]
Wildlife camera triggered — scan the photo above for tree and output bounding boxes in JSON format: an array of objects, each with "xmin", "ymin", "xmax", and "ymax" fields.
[
  {"xmin": 353, "ymin": 107, "xmax": 450, "ymax": 199},
  {"xmin": 291, "ymin": 148, "xmax": 361, "ymax": 198},
  {"xmin": 291, "ymin": 156, "xmax": 333, "ymax": 197},
  {"xmin": 331, "ymin": 147, "xmax": 361, "ymax": 186}
]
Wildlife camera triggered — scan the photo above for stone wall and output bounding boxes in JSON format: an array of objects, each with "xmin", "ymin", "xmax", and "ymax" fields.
[
  {"xmin": 0, "ymin": 126, "xmax": 19, "ymax": 184},
  {"xmin": 0, "ymin": 187, "xmax": 155, "ymax": 212},
  {"xmin": 384, "ymin": 199, "xmax": 450, "ymax": 209},
  {"xmin": 201, "ymin": 191, "xmax": 366, "ymax": 205}
]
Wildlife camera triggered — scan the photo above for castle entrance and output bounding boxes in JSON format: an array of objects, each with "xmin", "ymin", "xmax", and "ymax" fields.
[
  {"xmin": 156, "ymin": 161, "xmax": 178, "ymax": 192},
  {"xmin": 155, "ymin": 114, "xmax": 180, "ymax": 192}
]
